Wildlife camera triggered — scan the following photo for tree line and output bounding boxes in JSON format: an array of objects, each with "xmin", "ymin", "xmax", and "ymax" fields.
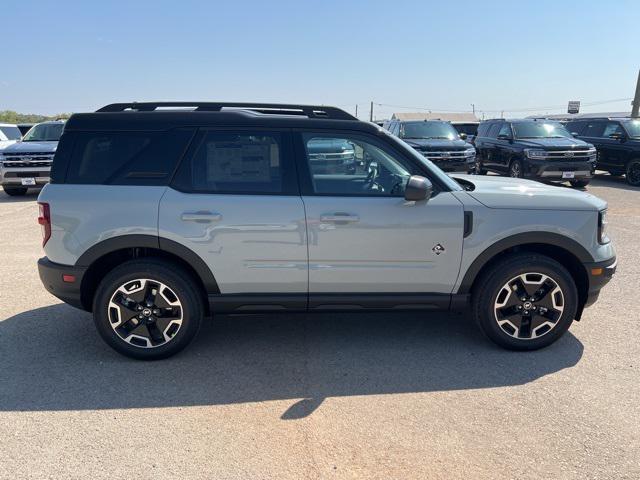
[{"xmin": 0, "ymin": 110, "xmax": 71, "ymax": 124}]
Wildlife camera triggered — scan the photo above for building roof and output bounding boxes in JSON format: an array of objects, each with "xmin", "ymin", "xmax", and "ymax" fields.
[
  {"xmin": 391, "ymin": 112, "xmax": 479, "ymax": 123},
  {"xmin": 527, "ymin": 111, "xmax": 632, "ymax": 121}
]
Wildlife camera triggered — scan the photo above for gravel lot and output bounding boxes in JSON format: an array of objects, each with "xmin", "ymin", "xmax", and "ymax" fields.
[{"xmin": 0, "ymin": 174, "xmax": 638, "ymax": 480}]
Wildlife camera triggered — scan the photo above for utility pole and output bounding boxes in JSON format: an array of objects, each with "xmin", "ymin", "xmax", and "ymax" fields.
[
  {"xmin": 632, "ymin": 69, "xmax": 640, "ymax": 118},
  {"xmin": 471, "ymin": 103, "xmax": 475, "ymax": 116},
  {"xmin": 355, "ymin": 105, "xmax": 358, "ymax": 118},
  {"xmin": 369, "ymin": 101, "xmax": 374, "ymax": 122}
]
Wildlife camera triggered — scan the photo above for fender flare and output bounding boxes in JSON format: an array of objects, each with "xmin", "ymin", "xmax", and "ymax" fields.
[
  {"xmin": 457, "ymin": 232, "xmax": 593, "ymax": 294},
  {"xmin": 76, "ymin": 234, "xmax": 220, "ymax": 294}
]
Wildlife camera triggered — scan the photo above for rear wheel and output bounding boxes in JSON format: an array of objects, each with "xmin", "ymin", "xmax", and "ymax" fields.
[
  {"xmin": 509, "ymin": 159, "xmax": 523, "ymax": 178},
  {"xmin": 570, "ymin": 179, "xmax": 590, "ymax": 188},
  {"xmin": 472, "ymin": 254, "xmax": 578, "ymax": 350},
  {"xmin": 3, "ymin": 186, "xmax": 28, "ymax": 196},
  {"xmin": 626, "ymin": 159, "xmax": 640, "ymax": 186},
  {"xmin": 92, "ymin": 259, "xmax": 203, "ymax": 360}
]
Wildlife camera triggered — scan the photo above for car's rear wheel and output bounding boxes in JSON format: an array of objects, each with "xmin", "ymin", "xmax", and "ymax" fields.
[
  {"xmin": 509, "ymin": 159, "xmax": 523, "ymax": 178},
  {"xmin": 472, "ymin": 254, "xmax": 578, "ymax": 350},
  {"xmin": 570, "ymin": 179, "xmax": 590, "ymax": 188},
  {"xmin": 3, "ymin": 186, "xmax": 28, "ymax": 196},
  {"xmin": 626, "ymin": 159, "xmax": 640, "ymax": 186},
  {"xmin": 93, "ymin": 259, "xmax": 203, "ymax": 360}
]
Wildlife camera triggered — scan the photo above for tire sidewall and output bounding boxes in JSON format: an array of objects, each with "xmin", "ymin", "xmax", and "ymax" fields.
[
  {"xmin": 474, "ymin": 256, "xmax": 578, "ymax": 350},
  {"xmin": 626, "ymin": 159, "xmax": 640, "ymax": 186},
  {"xmin": 93, "ymin": 260, "xmax": 203, "ymax": 360}
]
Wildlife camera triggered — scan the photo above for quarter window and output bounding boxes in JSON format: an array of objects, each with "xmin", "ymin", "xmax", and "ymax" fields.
[
  {"xmin": 301, "ymin": 133, "xmax": 412, "ymax": 196},
  {"xmin": 582, "ymin": 122, "xmax": 606, "ymax": 137},
  {"xmin": 602, "ymin": 122, "xmax": 624, "ymax": 137}
]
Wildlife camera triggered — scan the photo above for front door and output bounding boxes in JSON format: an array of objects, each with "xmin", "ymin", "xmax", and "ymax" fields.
[{"xmin": 295, "ymin": 131, "xmax": 465, "ymax": 305}]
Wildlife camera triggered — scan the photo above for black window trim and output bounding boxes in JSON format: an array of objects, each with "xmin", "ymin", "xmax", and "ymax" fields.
[
  {"xmin": 169, "ymin": 127, "xmax": 300, "ymax": 196},
  {"xmin": 291, "ymin": 128, "xmax": 447, "ymax": 197}
]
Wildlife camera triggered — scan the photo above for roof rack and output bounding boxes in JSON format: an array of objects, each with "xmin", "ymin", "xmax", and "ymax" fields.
[{"xmin": 95, "ymin": 102, "xmax": 357, "ymax": 120}]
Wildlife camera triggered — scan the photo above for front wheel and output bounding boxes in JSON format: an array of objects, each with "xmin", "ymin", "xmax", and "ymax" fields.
[
  {"xmin": 92, "ymin": 259, "xmax": 203, "ymax": 360},
  {"xmin": 626, "ymin": 159, "xmax": 640, "ymax": 186},
  {"xmin": 509, "ymin": 159, "xmax": 523, "ymax": 178},
  {"xmin": 472, "ymin": 254, "xmax": 578, "ymax": 350},
  {"xmin": 2, "ymin": 186, "xmax": 28, "ymax": 196},
  {"xmin": 570, "ymin": 179, "xmax": 590, "ymax": 188}
]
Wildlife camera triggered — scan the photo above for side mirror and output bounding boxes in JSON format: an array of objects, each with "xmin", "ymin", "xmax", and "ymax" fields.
[
  {"xmin": 571, "ymin": 132, "xmax": 580, "ymax": 137},
  {"xmin": 459, "ymin": 132, "xmax": 468, "ymax": 140},
  {"xmin": 609, "ymin": 132, "xmax": 625, "ymax": 141},
  {"xmin": 497, "ymin": 134, "xmax": 511, "ymax": 140},
  {"xmin": 404, "ymin": 175, "xmax": 433, "ymax": 202}
]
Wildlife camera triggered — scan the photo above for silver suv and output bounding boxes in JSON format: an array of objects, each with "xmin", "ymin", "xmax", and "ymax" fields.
[
  {"xmin": 37, "ymin": 102, "xmax": 616, "ymax": 359},
  {"xmin": 0, "ymin": 121, "xmax": 64, "ymax": 196}
]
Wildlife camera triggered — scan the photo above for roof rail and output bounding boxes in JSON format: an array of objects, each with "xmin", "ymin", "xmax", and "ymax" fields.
[{"xmin": 95, "ymin": 102, "xmax": 357, "ymax": 120}]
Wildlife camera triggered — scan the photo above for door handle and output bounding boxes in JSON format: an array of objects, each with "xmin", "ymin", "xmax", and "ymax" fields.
[
  {"xmin": 320, "ymin": 213, "xmax": 360, "ymax": 223},
  {"xmin": 180, "ymin": 211, "xmax": 222, "ymax": 223}
]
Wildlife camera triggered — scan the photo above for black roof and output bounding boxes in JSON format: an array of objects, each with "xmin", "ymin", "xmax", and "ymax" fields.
[{"xmin": 65, "ymin": 102, "xmax": 375, "ymax": 133}]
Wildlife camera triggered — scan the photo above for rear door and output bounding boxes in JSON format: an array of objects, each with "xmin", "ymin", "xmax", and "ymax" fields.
[
  {"xmin": 160, "ymin": 129, "xmax": 308, "ymax": 300},
  {"xmin": 294, "ymin": 130, "xmax": 464, "ymax": 305}
]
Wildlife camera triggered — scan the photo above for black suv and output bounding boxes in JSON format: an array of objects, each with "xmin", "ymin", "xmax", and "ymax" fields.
[
  {"xmin": 474, "ymin": 119, "xmax": 597, "ymax": 188},
  {"xmin": 565, "ymin": 117, "xmax": 640, "ymax": 186},
  {"xmin": 383, "ymin": 119, "xmax": 476, "ymax": 173}
]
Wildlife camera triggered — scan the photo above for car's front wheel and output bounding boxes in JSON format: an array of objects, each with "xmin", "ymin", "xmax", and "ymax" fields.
[
  {"xmin": 509, "ymin": 159, "xmax": 523, "ymax": 178},
  {"xmin": 93, "ymin": 259, "xmax": 203, "ymax": 360},
  {"xmin": 472, "ymin": 254, "xmax": 578, "ymax": 350},
  {"xmin": 3, "ymin": 186, "xmax": 28, "ymax": 196}
]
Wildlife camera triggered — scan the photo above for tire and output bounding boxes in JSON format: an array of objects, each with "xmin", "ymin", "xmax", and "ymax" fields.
[
  {"xmin": 472, "ymin": 254, "xmax": 578, "ymax": 351},
  {"xmin": 3, "ymin": 186, "xmax": 28, "ymax": 196},
  {"xmin": 92, "ymin": 259, "xmax": 203, "ymax": 360},
  {"xmin": 475, "ymin": 161, "xmax": 487, "ymax": 175},
  {"xmin": 509, "ymin": 159, "xmax": 523, "ymax": 178},
  {"xmin": 570, "ymin": 179, "xmax": 590, "ymax": 188},
  {"xmin": 626, "ymin": 159, "xmax": 640, "ymax": 186}
]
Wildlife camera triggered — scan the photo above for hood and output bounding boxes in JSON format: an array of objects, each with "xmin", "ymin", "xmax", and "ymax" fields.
[
  {"xmin": 451, "ymin": 174, "xmax": 606, "ymax": 211},
  {"xmin": 515, "ymin": 137, "xmax": 591, "ymax": 149},
  {"xmin": 403, "ymin": 138, "xmax": 472, "ymax": 151},
  {"xmin": 1, "ymin": 140, "xmax": 58, "ymax": 154},
  {"xmin": 0, "ymin": 140, "xmax": 18, "ymax": 150}
]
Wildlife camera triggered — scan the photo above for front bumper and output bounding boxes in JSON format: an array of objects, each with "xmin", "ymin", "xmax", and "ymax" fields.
[
  {"xmin": 430, "ymin": 157, "xmax": 476, "ymax": 173},
  {"xmin": 583, "ymin": 256, "xmax": 617, "ymax": 308},
  {"xmin": 38, "ymin": 257, "xmax": 88, "ymax": 310},
  {"xmin": 524, "ymin": 159, "xmax": 596, "ymax": 181},
  {"xmin": 0, "ymin": 166, "xmax": 51, "ymax": 186}
]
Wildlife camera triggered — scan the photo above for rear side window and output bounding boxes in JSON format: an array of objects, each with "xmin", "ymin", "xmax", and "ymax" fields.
[
  {"xmin": 566, "ymin": 121, "xmax": 585, "ymax": 135},
  {"xmin": 582, "ymin": 122, "xmax": 606, "ymax": 137},
  {"xmin": 65, "ymin": 129, "xmax": 194, "ymax": 185},
  {"xmin": 172, "ymin": 130, "xmax": 296, "ymax": 194},
  {"xmin": 487, "ymin": 123, "xmax": 502, "ymax": 138}
]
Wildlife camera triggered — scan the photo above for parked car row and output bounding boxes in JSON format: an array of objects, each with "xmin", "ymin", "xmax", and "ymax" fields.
[{"xmin": 0, "ymin": 120, "xmax": 64, "ymax": 196}]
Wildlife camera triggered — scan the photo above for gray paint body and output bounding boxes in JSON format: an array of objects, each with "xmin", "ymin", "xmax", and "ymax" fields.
[{"xmin": 39, "ymin": 172, "xmax": 614, "ymax": 297}]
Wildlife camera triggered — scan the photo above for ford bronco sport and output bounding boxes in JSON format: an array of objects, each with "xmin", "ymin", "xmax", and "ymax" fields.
[{"xmin": 37, "ymin": 102, "xmax": 616, "ymax": 359}]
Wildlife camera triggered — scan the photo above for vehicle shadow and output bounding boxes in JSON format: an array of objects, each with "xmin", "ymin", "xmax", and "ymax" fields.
[
  {"xmin": 0, "ymin": 189, "xmax": 40, "ymax": 202},
  {"xmin": 590, "ymin": 172, "xmax": 638, "ymax": 191},
  {"xmin": 0, "ymin": 304, "xmax": 584, "ymax": 418}
]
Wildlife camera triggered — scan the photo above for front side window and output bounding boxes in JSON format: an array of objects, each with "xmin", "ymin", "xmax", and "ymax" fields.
[
  {"xmin": 400, "ymin": 121, "xmax": 459, "ymax": 140},
  {"xmin": 302, "ymin": 133, "xmax": 412, "ymax": 196},
  {"xmin": 0, "ymin": 126, "xmax": 22, "ymax": 140},
  {"xmin": 22, "ymin": 123, "xmax": 64, "ymax": 142},
  {"xmin": 603, "ymin": 122, "xmax": 624, "ymax": 137},
  {"xmin": 622, "ymin": 119, "xmax": 640, "ymax": 138},
  {"xmin": 497, "ymin": 123, "xmax": 512, "ymax": 138},
  {"xmin": 513, "ymin": 122, "xmax": 572, "ymax": 139},
  {"xmin": 173, "ymin": 131, "xmax": 287, "ymax": 194}
]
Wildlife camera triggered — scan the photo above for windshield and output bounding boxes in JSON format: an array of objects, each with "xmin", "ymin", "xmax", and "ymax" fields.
[
  {"xmin": 513, "ymin": 122, "xmax": 572, "ymax": 139},
  {"xmin": 0, "ymin": 126, "xmax": 22, "ymax": 141},
  {"xmin": 623, "ymin": 119, "xmax": 640, "ymax": 138},
  {"xmin": 401, "ymin": 122, "xmax": 460, "ymax": 140},
  {"xmin": 23, "ymin": 123, "xmax": 64, "ymax": 142}
]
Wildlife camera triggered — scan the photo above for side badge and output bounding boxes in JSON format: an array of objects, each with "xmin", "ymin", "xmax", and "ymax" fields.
[{"xmin": 432, "ymin": 244, "xmax": 445, "ymax": 255}]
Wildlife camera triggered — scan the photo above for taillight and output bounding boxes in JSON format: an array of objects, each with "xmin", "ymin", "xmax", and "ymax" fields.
[{"xmin": 37, "ymin": 202, "xmax": 51, "ymax": 247}]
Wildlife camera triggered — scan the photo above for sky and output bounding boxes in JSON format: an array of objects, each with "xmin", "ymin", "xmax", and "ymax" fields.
[{"xmin": 2, "ymin": 0, "xmax": 639, "ymax": 120}]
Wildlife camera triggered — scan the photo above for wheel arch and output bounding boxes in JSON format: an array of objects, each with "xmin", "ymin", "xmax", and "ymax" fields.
[
  {"xmin": 76, "ymin": 235, "xmax": 219, "ymax": 312},
  {"xmin": 458, "ymin": 233, "xmax": 592, "ymax": 319}
]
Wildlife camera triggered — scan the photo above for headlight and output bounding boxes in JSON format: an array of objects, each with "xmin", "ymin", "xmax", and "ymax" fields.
[
  {"xmin": 464, "ymin": 147, "xmax": 476, "ymax": 157},
  {"xmin": 598, "ymin": 209, "xmax": 609, "ymax": 244},
  {"xmin": 525, "ymin": 149, "xmax": 547, "ymax": 159}
]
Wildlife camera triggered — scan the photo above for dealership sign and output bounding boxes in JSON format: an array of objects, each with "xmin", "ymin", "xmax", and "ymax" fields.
[{"xmin": 568, "ymin": 101, "xmax": 580, "ymax": 114}]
